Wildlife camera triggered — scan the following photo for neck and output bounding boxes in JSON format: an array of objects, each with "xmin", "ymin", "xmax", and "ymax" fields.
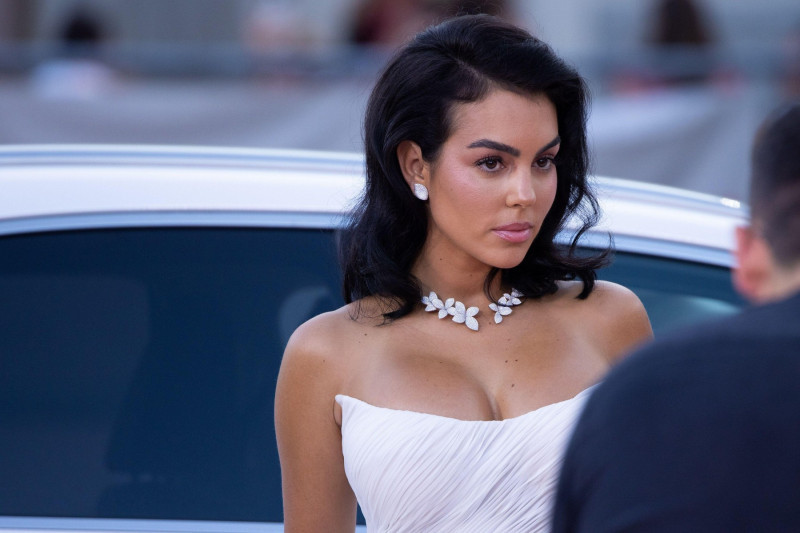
[
  {"xmin": 413, "ymin": 253, "xmax": 504, "ymax": 304},
  {"xmin": 758, "ymin": 263, "xmax": 800, "ymax": 303}
]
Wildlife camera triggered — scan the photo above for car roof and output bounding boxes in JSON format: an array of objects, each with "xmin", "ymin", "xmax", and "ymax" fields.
[{"xmin": 0, "ymin": 144, "xmax": 747, "ymax": 266}]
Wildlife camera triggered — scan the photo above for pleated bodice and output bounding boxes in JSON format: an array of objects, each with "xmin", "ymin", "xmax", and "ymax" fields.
[{"xmin": 336, "ymin": 386, "xmax": 594, "ymax": 533}]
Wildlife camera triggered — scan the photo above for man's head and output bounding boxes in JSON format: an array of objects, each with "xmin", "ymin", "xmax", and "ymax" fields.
[{"xmin": 734, "ymin": 102, "xmax": 800, "ymax": 303}]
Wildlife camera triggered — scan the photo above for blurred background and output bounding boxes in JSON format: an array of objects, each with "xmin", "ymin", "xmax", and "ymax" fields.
[{"xmin": 1, "ymin": 0, "xmax": 799, "ymax": 201}]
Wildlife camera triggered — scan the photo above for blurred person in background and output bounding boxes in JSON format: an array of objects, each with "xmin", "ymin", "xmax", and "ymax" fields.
[
  {"xmin": 349, "ymin": 0, "xmax": 440, "ymax": 47},
  {"xmin": 648, "ymin": 0, "xmax": 718, "ymax": 86},
  {"xmin": 651, "ymin": 0, "xmax": 713, "ymax": 48},
  {"xmin": 348, "ymin": 0, "xmax": 511, "ymax": 47},
  {"xmin": 241, "ymin": 0, "xmax": 308, "ymax": 54},
  {"xmin": 781, "ymin": 19, "xmax": 800, "ymax": 99},
  {"xmin": 30, "ymin": 5, "xmax": 117, "ymax": 99},
  {"xmin": 276, "ymin": 14, "xmax": 651, "ymax": 532},
  {"xmin": 552, "ymin": 102, "xmax": 800, "ymax": 532},
  {"xmin": 613, "ymin": 0, "xmax": 721, "ymax": 92}
]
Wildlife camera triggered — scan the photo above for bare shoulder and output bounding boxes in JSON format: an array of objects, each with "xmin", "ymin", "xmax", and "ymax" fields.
[
  {"xmin": 285, "ymin": 306, "xmax": 352, "ymax": 357},
  {"xmin": 280, "ymin": 303, "xmax": 362, "ymax": 385},
  {"xmin": 576, "ymin": 280, "xmax": 654, "ymax": 363},
  {"xmin": 278, "ymin": 297, "xmax": 387, "ymax": 397},
  {"xmin": 550, "ymin": 279, "xmax": 641, "ymax": 307},
  {"xmin": 587, "ymin": 280, "xmax": 644, "ymax": 308}
]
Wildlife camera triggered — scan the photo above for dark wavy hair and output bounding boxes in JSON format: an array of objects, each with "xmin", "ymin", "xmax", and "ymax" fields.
[{"xmin": 340, "ymin": 14, "xmax": 607, "ymax": 320}]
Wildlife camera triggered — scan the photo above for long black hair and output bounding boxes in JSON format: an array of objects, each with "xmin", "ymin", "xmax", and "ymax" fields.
[{"xmin": 340, "ymin": 14, "xmax": 607, "ymax": 320}]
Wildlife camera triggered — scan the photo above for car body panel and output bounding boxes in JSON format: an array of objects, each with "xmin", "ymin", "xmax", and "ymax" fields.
[{"xmin": 0, "ymin": 145, "xmax": 746, "ymax": 264}]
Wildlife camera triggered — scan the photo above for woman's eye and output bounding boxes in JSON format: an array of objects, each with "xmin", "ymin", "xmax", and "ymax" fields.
[
  {"xmin": 535, "ymin": 156, "xmax": 555, "ymax": 170},
  {"xmin": 477, "ymin": 156, "xmax": 503, "ymax": 171}
]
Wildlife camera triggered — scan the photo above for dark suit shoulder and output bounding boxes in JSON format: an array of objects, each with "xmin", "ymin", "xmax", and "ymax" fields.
[
  {"xmin": 554, "ymin": 291, "xmax": 800, "ymax": 532},
  {"xmin": 570, "ymin": 291, "xmax": 800, "ymax": 446},
  {"xmin": 608, "ymin": 290, "xmax": 800, "ymax": 378}
]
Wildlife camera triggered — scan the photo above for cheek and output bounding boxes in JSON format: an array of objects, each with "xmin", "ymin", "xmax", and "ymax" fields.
[
  {"xmin": 437, "ymin": 169, "xmax": 487, "ymax": 209},
  {"xmin": 538, "ymin": 175, "xmax": 559, "ymax": 212}
]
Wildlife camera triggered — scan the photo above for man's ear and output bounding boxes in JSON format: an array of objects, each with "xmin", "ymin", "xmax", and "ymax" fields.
[
  {"xmin": 396, "ymin": 140, "xmax": 428, "ymax": 190},
  {"xmin": 732, "ymin": 225, "xmax": 774, "ymax": 303}
]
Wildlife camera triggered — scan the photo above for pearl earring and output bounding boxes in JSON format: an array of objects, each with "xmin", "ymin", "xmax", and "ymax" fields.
[{"xmin": 413, "ymin": 183, "xmax": 429, "ymax": 201}]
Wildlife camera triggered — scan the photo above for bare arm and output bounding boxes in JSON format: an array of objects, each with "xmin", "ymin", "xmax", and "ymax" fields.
[{"xmin": 275, "ymin": 316, "xmax": 358, "ymax": 532}]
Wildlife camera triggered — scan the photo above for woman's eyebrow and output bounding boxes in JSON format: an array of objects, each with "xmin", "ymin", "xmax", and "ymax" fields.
[
  {"xmin": 536, "ymin": 136, "xmax": 561, "ymax": 155},
  {"xmin": 467, "ymin": 139, "xmax": 520, "ymax": 157},
  {"xmin": 467, "ymin": 135, "xmax": 561, "ymax": 157}
]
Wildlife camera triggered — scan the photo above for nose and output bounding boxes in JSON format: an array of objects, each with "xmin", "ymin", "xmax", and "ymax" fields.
[{"xmin": 506, "ymin": 168, "xmax": 536, "ymax": 207}]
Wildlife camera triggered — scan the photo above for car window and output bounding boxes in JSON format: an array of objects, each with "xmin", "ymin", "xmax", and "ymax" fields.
[
  {"xmin": 0, "ymin": 227, "xmax": 341, "ymax": 524},
  {"xmin": 0, "ymin": 227, "xmax": 743, "ymax": 524},
  {"xmin": 600, "ymin": 251, "xmax": 745, "ymax": 336}
]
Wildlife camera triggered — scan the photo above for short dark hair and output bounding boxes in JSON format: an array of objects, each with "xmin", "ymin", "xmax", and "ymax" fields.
[
  {"xmin": 340, "ymin": 14, "xmax": 607, "ymax": 320},
  {"xmin": 750, "ymin": 102, "xmax": 800, "ymax": 266}
]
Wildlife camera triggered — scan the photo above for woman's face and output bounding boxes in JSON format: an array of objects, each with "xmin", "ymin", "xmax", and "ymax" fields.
[{"xmin": 422, "ymin": 88, "xmax": 560, "ymax": 271}]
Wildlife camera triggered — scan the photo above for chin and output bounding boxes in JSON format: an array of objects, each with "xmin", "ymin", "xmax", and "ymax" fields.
[{"xmin": 491, "ymin": 253, "xmax": 529, "ymax": 270}]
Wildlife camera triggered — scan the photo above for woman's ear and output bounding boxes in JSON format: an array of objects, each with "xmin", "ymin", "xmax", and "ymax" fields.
[
  {"xmin": 732, "ymin": 225, "xmax": 773, "ymax": 303},
  {"xmin": 396, "ymin": 140, "xmax": 429, "ymax": 192}
]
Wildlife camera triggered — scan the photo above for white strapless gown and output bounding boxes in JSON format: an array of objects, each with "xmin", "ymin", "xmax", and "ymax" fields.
[{"xmin": 336, "ymin": 386, "xmax": 595, "ymax": 533}]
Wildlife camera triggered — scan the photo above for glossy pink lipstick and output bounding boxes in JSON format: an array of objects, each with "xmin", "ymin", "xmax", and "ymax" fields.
[{"xmin": 493, "ymin": 222, "xmax": 533, "ymax": 243}]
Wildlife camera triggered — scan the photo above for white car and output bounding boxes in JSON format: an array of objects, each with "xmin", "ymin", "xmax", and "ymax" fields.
[{"xmin": 0, "ymin": 145, "xmax": 746, "ymax": 532}]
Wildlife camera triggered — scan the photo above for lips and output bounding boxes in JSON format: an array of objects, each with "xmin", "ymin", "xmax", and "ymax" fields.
[{"xmin": 492, "ymin": 222, "xmax": 533, "ymax": 243}]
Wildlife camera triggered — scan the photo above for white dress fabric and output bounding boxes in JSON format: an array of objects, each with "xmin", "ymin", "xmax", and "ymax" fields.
[{"xmin": 336, "ymin": 386, "xmax": 595, "ymax": 533}]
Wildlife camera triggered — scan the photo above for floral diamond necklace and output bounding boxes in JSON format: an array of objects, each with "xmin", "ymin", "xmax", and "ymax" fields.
[{"xmin": 421, "ymin": 289, "xmax": 524, "ymax": 332}]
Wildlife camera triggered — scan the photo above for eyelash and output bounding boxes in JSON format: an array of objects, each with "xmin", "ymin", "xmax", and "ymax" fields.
[
  {"xmin": 535, "ymin": 155, "xmax": 556, "ymax": 170},
  {"xmin": 475, "ymin": 155, "xmax": 557, "ymax": 172},
  {"xmin": 476, "ymin": 156, "xmax": 504, "ymax": 171}
]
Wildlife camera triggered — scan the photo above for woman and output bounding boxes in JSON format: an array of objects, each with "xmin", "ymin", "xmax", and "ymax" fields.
[{"xmin": 275, "ymin": 14, "xmax": 652, "ymax": 532}]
